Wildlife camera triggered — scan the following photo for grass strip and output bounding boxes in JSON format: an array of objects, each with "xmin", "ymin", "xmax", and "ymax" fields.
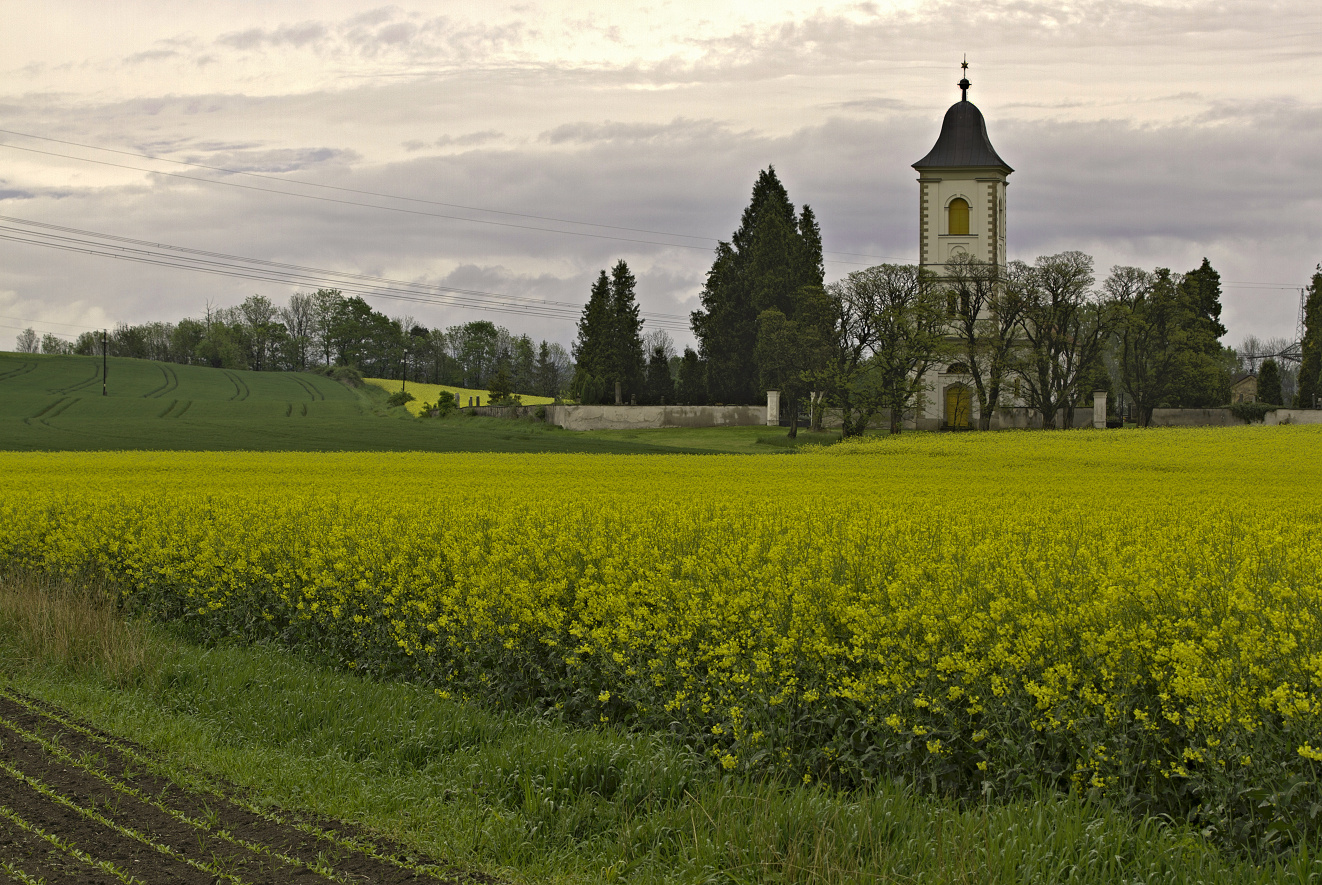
[{"xmin": 0, "ymin": 802, "xmax": 145, "ymax": 885}]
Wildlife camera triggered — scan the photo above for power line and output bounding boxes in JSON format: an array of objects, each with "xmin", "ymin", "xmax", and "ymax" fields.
[
  {"xmin": 0, "ymin": 127, "xmax": 720, "ymax": 243},
  {"xmin": 0, "ymin": 127, "xmax": 911, "ymax": 266},
  {"xmin": 0, "ymin": 142, "xmax": 724, "ymax": 256},
  {"xmin": 0, "ymin": 313, "xmax": 99, "ymax": 330},
  {"xmin": 0, "ymin": 214, "xmax": 691, "ymax": 324},
  {"xmin": 0, "ymin": 215, "xmax": 694, "ymax": 332}
]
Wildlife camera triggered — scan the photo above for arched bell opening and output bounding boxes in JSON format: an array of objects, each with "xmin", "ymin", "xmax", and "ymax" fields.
[{"xmin": 947, "ymin": 197, "xmax": 970, "ymax": 236}]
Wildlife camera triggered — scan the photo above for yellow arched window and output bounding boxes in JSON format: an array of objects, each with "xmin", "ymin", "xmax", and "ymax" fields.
[{"xmin": 948, "ymin": 198, "xmax": 970, "ymax": 236}]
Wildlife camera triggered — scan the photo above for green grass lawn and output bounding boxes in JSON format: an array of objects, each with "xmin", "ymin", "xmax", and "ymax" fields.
[{"xmin": 0, "ymin": 352, "xmax": 819, "ymax": 454}]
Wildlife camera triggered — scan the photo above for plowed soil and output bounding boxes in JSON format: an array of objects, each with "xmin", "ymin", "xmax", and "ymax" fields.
[{"xmin": 0, "ymin": 689, "xmax": 496, "ymax": 884}]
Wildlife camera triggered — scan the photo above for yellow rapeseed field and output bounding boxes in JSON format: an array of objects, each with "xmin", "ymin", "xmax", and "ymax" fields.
[
  {"xmin": 363, "ymin": 378, "xmax": 555, "ymax": 416},
  {"xmin": 2, "ymin": 426, "xmax": 1318, "ymax": 845}
]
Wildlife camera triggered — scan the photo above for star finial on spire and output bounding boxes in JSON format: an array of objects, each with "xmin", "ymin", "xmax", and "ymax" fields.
[{"xmin": 958, "ymin": 55, "xmax": 971, "ymax": 101}]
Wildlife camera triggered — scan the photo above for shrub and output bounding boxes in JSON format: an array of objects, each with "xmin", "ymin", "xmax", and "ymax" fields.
[
  {"xmin": 386, "ymin": 389, "xmax": 415, "ymax": 408},
  {"xmin": 313, "ymin": 365, "xmax": 364, "ymax": 388},
  {"xmin": 1230, "ymin": 401, "xmax": 1276, "ymax": 424},
  {"xmin": 433, "ymin": 390, "xmax": 457, "ymax": 416}
]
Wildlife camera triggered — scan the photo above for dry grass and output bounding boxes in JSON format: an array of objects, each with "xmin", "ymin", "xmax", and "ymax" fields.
[{"xmin": 0, "ymin": 570, "xmax": 160, "ymax": 685}]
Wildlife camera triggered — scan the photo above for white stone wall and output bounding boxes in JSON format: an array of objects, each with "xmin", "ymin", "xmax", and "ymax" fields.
[{"xmin": 545, "ymin": 404, "xmax": 767, "ymax": 431}]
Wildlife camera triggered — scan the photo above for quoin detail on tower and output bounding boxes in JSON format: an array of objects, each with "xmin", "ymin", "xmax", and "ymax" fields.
[{"xmin": 913, "ymin": 59, "xmax": 1012, "ymax": 276}]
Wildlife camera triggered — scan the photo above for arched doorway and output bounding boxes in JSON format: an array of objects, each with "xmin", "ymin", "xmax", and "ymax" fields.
[{"xmin": 945, "ymin": 384, "xmax": 971, "ymax": 429}]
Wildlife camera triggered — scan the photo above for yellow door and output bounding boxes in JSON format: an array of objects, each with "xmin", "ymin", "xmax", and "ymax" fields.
[{"xmin": 946, "ymin": 385, "xmax": 971, "ymax": 429}]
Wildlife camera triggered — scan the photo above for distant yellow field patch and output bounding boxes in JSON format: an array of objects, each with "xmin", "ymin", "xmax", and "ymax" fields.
[{"xmin": 364, "ymin": 378, "xmax": 554, "ymax": 415}]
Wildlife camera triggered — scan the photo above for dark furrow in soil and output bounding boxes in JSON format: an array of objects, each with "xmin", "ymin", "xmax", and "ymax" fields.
[
  {"xmin": 0, "ymin": 813, "xmax": 129, "ymax": 885},
  {"xmin": 0, "ymin": 766, "xmax": 210, "ymax": 884},
  {"xmin": 0, "ymin": 692, "xmax": 494, "ymax": 884}
]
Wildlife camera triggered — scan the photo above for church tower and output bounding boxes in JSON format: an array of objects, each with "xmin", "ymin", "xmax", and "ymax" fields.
[{"xmin": 913, "ymin": 62, "xmax": 1012, "ymax": 276}]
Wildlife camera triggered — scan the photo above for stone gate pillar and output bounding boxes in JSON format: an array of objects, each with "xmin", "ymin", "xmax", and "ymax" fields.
[
  {"xmin": 766, "ymin": 390, "xmax": 780, "ymax": 426},
  {"xmin": 1093, "ymin": 391, "xmax": 1107, "ymax": 429}
]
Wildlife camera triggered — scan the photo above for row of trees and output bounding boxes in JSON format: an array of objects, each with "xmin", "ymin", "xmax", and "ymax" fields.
[
  {"xmin": 21, "ymin": 290, "xmax": 573, "ymax": 398},
  {"xmin": 670, "ymin": 167, "xmax": 1321, "ymax": 434},
  {"xmin": 755, "ymin": 251, "xmax": 1237, "ymax": 434}
]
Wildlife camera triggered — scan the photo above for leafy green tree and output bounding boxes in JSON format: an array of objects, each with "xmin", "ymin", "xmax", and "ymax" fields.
[
  {"xmin": 691, "ymin": 168, "xmax": 824, "ymax": 404},
  {"xmin": 310, "ymin": 289, "xmax": 345, "ymax": 367},
  {"xmin": 329, "ymin": 297, "xmax": 400, "ymax": 376},
  {"xmin": 1257, "ymin": 358, "xmax": 1283, "ymax": 406},
  {"xmin": 197, "ymin": 316, "xmax": 246, "ymax": 369},
  {"xmin": 1170, "ymin": 258, "xmax": 1231, "ymax": 407},
  {"xmin": 237, "ymin": 295, "xmax": 280, "ymax": 371},
  {"xmin": 171, "ymin": 319, "xmax": 206, "ymax": 365},
  {"xmin": 755, "ymin": 285, "xmax": 835, "ymax": 437},
  {"xmin": 40, "ymin": 333, "xmax": 72, "ymax": 355},
  {"xmin": 826, "ymin": 264, "xmax": 947, "ymax": 436},
  {"xmin": 1111, "ymin": 260, "xmax": 1232, "ymax": 424},
  {"xmin": 676, "ymin": 348, "xmax": 707, "ymax": 405},
  {"xmin": 1297, "ymin": 268, "xmax": 1322, "ymax": 409},
  {"xmin": 1110, "ymin": 266, "xmax": 1179, "ymax": 427},
  {"xmin": 455, "ymin": 321, "xmax": 500, "ymax": 388}
]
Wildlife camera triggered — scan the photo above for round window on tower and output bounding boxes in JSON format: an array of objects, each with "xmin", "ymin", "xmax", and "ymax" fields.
[{"xmin": 948, "ymin": 198, "xmax": 970, "ymax": 236}]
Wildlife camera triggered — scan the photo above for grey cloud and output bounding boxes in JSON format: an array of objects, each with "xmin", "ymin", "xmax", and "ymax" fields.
[
  {"xmin": 125, "ymin": 49, "xmax": 179, "ymax": 64},
  {"xmin": 346, "ymin": 7, "xmax": 402, "ymax": 29},
  {"xmin": 218, "ymin": 22, "xmax": 330, "ymax": 50},
  {"xmin": 434, "ymin": 131, "xmax": 504, "ymax": 147},
  {"xmin": 398, "ymin": 135, "xmax": 510, "ymax": 154},
  {"xmin": 177, "ymin": 147, "xmax": 360, "ymax": 174},
  {"xmin": 540, "ymin": 118, "xmax": 731, "ymax": 145}
]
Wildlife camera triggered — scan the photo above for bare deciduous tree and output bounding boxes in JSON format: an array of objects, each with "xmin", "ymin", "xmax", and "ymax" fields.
[{"xmin": 1015, "ymin": 252, "xmax": 1114, "ymax": 430}]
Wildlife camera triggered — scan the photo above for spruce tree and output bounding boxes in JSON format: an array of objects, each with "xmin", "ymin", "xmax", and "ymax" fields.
[
  {"xmin": 608, "ymin": 260, "xmax": 646, "ymax": 400},
  {"xmin": 691, "ymin": 167, "xmax": 825, "ymax": 404},
  {"xmin": 572, "ymin": 261, "xmax": 646, "ymax": 403},
  {"xmin": 1257, "ymin": 358, "xmax": 1283, "ymax": 406},
  {"xmin": 1297, "ymin": 269, "xmax": 1322, "ymax": 409},
  {"xmin": 573, "ymin": 271, "xmax": 613, "ymax": 402}
]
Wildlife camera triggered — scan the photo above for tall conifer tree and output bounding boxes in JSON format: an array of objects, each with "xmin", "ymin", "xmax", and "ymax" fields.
[
  {"xmin": 608, "ymin": 260, "xmax": 646, "ymax": 399},
  {"xmin": 1258, "ymin": 358, "xmax": 1283, "ymax": 406},
  {"xmin": 691, "ymin": 167, "xmax": 825, "ymax": 404},
  {"xmin": 573, "ymin": 271, "xmax": 613, "ymax": 402},
  {"xmin": 1297, "ymin": 269, "xmax": 1322, "ymax": 409},
  {"xmin": 573, "ymin": 261, "xmax": 646, "ymax": 403}
]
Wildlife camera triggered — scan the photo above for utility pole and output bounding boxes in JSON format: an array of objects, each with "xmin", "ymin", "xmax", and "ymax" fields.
[{"xmin": 101, "ymin": 329, "xmax": 107, "ymax": 396}]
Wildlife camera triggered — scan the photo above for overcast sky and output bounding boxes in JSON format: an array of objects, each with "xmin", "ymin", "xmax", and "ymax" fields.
[{"xmin": 1, "ymin": 0, "xmax": 1318, "ymax": 353}]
